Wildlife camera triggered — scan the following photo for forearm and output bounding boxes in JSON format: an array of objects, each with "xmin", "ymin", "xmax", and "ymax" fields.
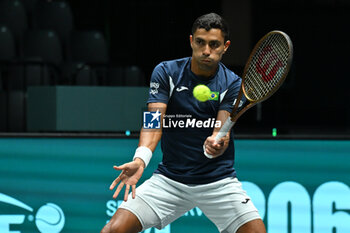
[
  {"xmin": 138, "ymin": 127, "xmax": 162, "ymax": 152},
  {"xmin": 133, "ymin": 102, "xmax": 166, "ymax": 166},
  {"xmin": 133, "ymin": 130, "xmax": 161, "ymax": 168},
  {"xmin": 213, "ymin": 110, "xmax": 231, "ymax": 138},
  {"xmin": 139, "ymin": 102, "xmax": 166, "ymax": 151}
]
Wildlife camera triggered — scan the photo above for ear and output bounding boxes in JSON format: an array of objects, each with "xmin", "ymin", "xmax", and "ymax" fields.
[
  {"xmin": 223, "ymin": 40, "xmax": 231, "ymax": 54},
  {"xmin": 190, "ymin": 35, "xmax": 193, "ymax": 48}
]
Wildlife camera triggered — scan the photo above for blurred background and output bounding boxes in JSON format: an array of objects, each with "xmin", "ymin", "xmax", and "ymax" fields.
[
  {"xmin": 1, "ymin": 1, "xmax": 350, "ymax": 232},
  {"xmin": 0, "ymin": 0, "xmax": 349, "ymax": 137}
]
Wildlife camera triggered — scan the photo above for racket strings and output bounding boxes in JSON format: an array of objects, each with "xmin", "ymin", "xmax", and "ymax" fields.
[
  {"xmin": 244, "ymin": 33, "xmax": 291, "ymax": 101},
  {"xmin": 251, "ymin": 35, "xmax": 286, "ymax": 92}
]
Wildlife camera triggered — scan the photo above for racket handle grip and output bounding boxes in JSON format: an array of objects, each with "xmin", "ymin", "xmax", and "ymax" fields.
[
  {"xmin": 203, "ymin": 118, "xmax": 235, "ymax": 159},
  {"xmin": 215, "ymin": 118, "xmax": 235, "ymax": 141}
]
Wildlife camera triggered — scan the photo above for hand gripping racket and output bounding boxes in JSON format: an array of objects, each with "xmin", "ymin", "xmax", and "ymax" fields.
[{"xmin": 204, "ymin": 30, "xmax": 293, "ymax": 158}]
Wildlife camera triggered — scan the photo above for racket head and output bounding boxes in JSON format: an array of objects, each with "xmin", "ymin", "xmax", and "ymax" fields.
[{"xmin": 242, "ymin": 30, "xmax": 293, "ymax": 103}]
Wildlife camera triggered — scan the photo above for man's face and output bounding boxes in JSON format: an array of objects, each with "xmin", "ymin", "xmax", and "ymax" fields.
[{"xmin": 190, "ymin": 28, "xmax": 230, "ymax": 74}]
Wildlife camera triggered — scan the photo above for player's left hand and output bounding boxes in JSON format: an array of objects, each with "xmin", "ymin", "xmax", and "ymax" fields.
[{"xmin": 204, "ymin": 134, "xmax": 229, "ymax": 158}]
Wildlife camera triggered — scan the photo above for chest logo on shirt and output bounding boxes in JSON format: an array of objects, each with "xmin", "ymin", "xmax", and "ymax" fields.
[
  {"xmin": 176, "ymin": 86, "xmax": 189, "ymax": 92},
  {"xmin": 209, "ymin": 92, "xmax": 219, "ymax": 101}
]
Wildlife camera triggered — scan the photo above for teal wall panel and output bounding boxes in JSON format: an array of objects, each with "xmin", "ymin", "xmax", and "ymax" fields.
[{"xmin": 0, "ymin": 138, "xmax": 349, "ymax": 233}]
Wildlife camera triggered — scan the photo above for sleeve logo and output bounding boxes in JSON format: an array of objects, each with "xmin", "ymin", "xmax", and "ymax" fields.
[{"xmin": 150, "ymin": 82, "xmax": 160, "ymax": 95}]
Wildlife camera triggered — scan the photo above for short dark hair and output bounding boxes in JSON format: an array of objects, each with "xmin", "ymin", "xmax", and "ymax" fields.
[{"xmin": 191, "ymin": 13, "xmax": 230, "ymax": 42}]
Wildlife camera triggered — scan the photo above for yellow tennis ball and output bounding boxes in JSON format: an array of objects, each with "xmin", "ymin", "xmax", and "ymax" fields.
[{"xmin": 193, "ymin": 84, "xmax": 211, "ymax": 102}]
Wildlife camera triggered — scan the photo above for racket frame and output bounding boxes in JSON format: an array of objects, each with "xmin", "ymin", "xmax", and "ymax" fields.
[
  {"xmin": 231, "ymin": 30, "xmax": 293, "ymax": 123},
  {"xmin": 204, "ymin": 30, "xmax": 293, "ymax": 158}
]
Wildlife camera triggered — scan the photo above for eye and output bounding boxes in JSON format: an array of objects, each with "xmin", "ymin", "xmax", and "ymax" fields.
[
  {"xmin": 195, "ymin": 38, "xmax": 205, "ymax": 45},
  {"xmin": 209, "ymin": 41, "xmax": 221, "ymax": 48}
]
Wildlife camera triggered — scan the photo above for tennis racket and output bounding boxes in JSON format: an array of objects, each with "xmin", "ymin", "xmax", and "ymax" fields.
[{"xmin": 204, "ymin": 30, "xmax": 293, "ymax": 158}]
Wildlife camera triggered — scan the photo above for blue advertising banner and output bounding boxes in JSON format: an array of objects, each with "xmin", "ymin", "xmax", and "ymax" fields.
[{"xmin": 0, "ymin": 138, "xmax": 349, "ymax": 233}]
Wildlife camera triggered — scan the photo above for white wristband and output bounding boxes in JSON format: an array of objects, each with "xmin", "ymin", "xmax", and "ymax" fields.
[{"xmin": 133, "ymin": 146, "xmax": 152, "ymax": 168}]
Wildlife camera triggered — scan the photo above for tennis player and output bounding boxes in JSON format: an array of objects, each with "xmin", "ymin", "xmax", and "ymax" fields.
[{"xmin": 101, "ymin": 13, "xmax": 266, "ymax": 233}]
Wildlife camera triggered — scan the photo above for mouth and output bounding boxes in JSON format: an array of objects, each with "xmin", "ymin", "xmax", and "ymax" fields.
[{"xmin": 201, "ymin": 59, "xmax": 212, "ymax": 63}]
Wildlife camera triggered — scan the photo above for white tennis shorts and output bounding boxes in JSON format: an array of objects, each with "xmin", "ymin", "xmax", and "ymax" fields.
[{"xmin": 119, "ymin": 174, "xmax": 261, "ymax": 233}]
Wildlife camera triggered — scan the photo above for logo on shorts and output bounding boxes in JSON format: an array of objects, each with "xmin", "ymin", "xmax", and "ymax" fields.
[
  {"xmin": 241, "ymin": 198, "xmax": 250, "ymax": 204},
  {"xmin": 143, "ymin": 110, "xmax": 161, "ymax": 129}
]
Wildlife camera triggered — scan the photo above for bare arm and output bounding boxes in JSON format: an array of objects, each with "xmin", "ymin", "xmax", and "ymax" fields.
[
  {"xmin": 109, "ymin": 102, "xmax": 167, "ymax": 200},
  {"xmin": 138, "ymin": 102, "xmax": 167, "ymax": 155}
]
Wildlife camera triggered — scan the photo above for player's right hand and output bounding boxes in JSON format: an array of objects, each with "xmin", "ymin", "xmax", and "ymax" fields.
[{"xmin": 109, "ymin": 158, "xmax": 145, "ymax": 201}]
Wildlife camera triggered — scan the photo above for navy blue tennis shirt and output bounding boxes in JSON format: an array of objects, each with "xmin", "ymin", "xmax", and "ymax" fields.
[{"xmin": 147, "ymin": 57, "xmax": 242, "ymax": 184}]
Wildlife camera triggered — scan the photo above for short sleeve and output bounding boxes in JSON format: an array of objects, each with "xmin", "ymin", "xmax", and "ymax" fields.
[
  {"xmin": 219, "ymin": 77, "xmax": 246, "ymax": 113},
  {"xmin": 147, "ymin": 63, "xmax": 170, "ymax": 104}
]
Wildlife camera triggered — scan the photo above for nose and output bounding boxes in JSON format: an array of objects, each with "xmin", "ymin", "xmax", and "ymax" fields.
[{"xmin": 203, "ymin": 44, "xmax": 210, "ymax": 56}]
